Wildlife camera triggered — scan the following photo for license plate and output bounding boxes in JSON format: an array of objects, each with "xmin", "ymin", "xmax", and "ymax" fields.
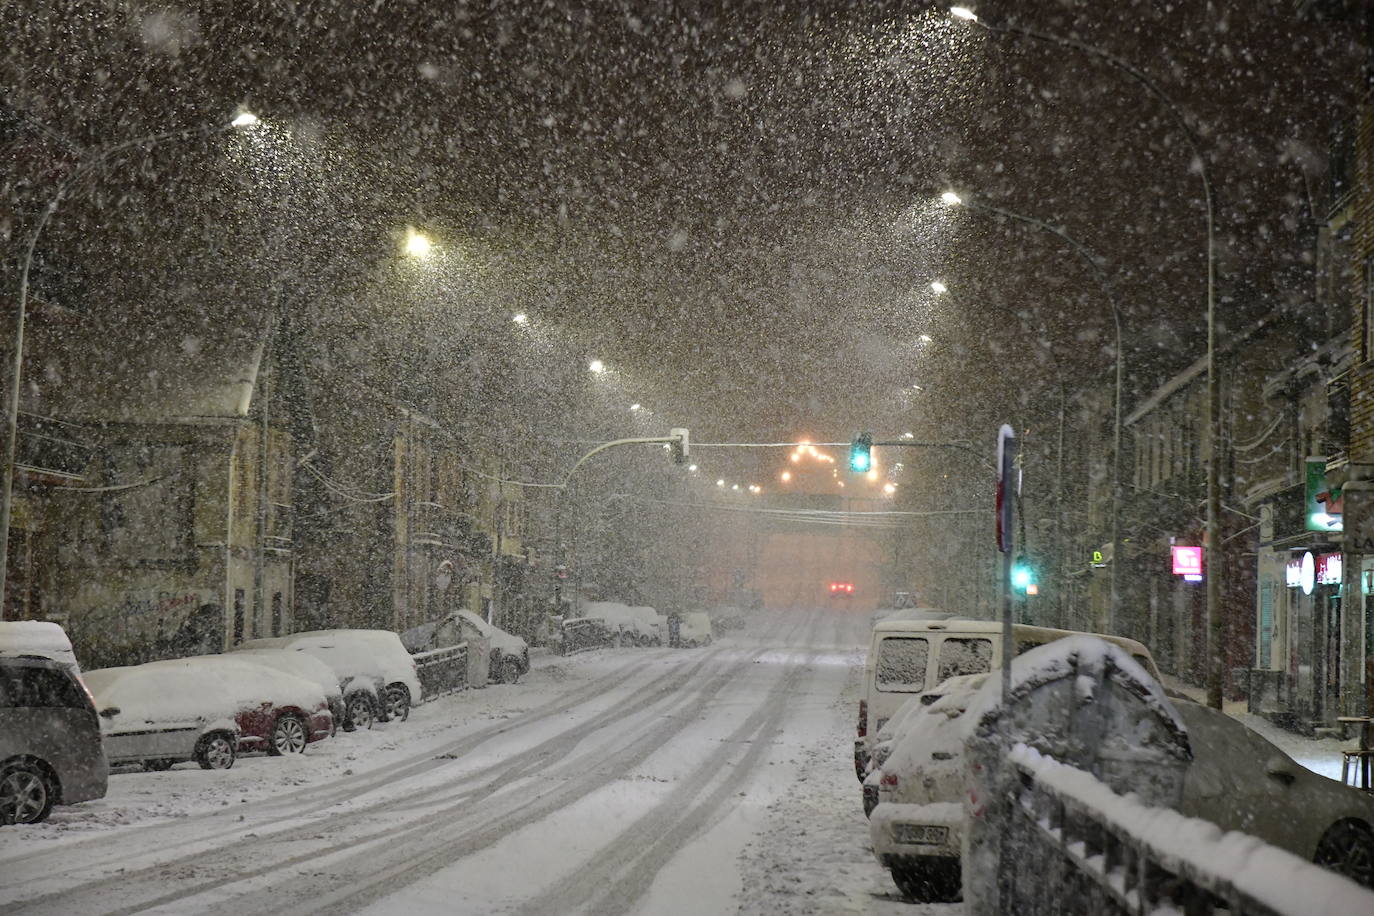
[{"xmin": 893, "ymin": 824, "xmax": 948, "ymax": 845}]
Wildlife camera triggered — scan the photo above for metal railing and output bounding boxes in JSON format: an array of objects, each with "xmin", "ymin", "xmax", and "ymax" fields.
[
  {"xmin": 559, "ymin": 617, "xmax": 615, "ymax": 655},
  {"xmin": 997, "ymin": 744, "xmax": 1374, "ymax": 916},
  {"xmin": 413, "ymin": 643, "xmax": 467, "ymax": 698}
]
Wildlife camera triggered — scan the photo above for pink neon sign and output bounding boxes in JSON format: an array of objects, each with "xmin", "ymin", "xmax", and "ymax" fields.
[{"xmin": 1172, "ymin": 545, "xmax": 1203, "ymax": 576}]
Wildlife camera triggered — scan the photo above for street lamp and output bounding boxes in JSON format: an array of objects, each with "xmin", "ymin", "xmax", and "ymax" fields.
[
  {"xmin": 588, "ymin": 359, "xmax": 606, "ymax": 374},
  {"xmin": 0, "ymin": 110, "xmax": 262, "ymax": 610},
  {"xmin": 929, "ymin": 280, "xmax": 947, "ymax": 294},
  {"xmin": 940, "ymin": 189, "xmax": 1126, "ymax": 638},
  {"xmin": 951, "ymin": 4, "xmax": 1221, "ymax": 708},
  {"xmin": 402, "ymin": 227, "xmax": 433, "ymax": 259},
  {"xmin": 512, "ymin": 312, "xmax": 529, "ymax": 325}
]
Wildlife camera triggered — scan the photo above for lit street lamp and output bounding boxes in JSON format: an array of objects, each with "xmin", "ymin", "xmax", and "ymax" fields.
[
  {"xmin": 939, "ymin": 190, "xmax": 1126, "ymax": 638},
  {"xmin": 0, "ymin": 110, "xmax": 262, "ymax": 609},
  {"xmin": 402, "ymin": 226, "xmax": 433, "ymax": 259},
  {"xmin": 952, "ymin": 5, "xmax": 1222, "ymax": 708},
  {"xmin": 588, "ymin": 359, "xmax": 606, "ymax": 374}
]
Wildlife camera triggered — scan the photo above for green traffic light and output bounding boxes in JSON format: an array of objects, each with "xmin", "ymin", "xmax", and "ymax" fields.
[{"xmin": 850, "ymin": 433, "xmax": 872, "ymax": 472}]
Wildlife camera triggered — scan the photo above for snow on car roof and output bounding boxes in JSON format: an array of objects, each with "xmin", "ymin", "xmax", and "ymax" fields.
[
  {"xmin": 965, "ymin": 635, "xmax": 1184, "ymax": 741},
  {"xmin": 0, "ymin": 620, "xmax": 80, "ymax": 672},
  {"xmin": 226, "ymin": 648, "xmax": 343, "ymax": 699}
]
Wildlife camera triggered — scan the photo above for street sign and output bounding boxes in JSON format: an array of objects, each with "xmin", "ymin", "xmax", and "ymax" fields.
[{"xmin": 996, "ymin": 425, "xmax": 1017, "ymax": 554}]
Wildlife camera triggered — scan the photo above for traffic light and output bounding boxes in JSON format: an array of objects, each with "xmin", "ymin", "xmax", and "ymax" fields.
[
  {"xmin": 1011, "ymin": 555, "xmax": 1035, "ymax": 594},
  {"xmin": 849, "ymin": 433, "xmax": 873, "ymax": 472},
  {"xmin": 669, "ymin": 427, "xmax": 690, "ymax": 465}
]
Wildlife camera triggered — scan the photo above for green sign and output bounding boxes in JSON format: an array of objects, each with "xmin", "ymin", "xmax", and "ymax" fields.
[{"xmin": 1305, "ymin": 458, "xmax": 1343, "ymax": 532}]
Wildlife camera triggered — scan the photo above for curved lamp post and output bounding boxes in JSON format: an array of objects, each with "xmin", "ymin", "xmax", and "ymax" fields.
[
  {"xmin": 941, "ymin": 190, "xmax": 1125, "ymax": 637},
  {"xmin": 0, "ymin": 111, "xmax": 260, "ymax": 608},
  {"xmin": 953, "ymin": 6, "xmax": 1222, "ymax": 708}
]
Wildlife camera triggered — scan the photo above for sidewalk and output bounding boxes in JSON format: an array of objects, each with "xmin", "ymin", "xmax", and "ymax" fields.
[{"xmin": 1162, "ymin": 675, "xmax": 1349, "ymax": 783}]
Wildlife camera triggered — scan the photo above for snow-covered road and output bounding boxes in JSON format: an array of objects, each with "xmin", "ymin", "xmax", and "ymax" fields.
[{"xmin": 0, "ymin": 607, "xmax": 956, "ymax": 915}]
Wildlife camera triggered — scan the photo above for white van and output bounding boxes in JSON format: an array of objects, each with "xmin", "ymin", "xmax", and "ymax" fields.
[{"xmin": 854, "ymin": 617, "xmax": 1159, "ymax": 781}]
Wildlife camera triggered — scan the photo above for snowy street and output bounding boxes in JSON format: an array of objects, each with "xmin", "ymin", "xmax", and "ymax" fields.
[{"xmin": 0, "ymin": 608, "xmax": 951, "ymax": 915}]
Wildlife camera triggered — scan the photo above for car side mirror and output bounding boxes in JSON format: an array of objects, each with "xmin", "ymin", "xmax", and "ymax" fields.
[
  {"xmin": 1265, "ymin": 755, "xmax": 1296, "ymax": 785},
  {"xmin": 99, "ymin": 706, "xmax": 120, "ymax": 719}
]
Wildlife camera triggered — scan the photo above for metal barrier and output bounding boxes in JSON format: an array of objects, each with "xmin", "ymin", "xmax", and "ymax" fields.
[
  {"xmin": 413, "ymin": 643, "xmax": 468, "ymax": 698},
  {"xmin": 994, "ymin": 743, "xmax": 1374, "ymax": 916}
]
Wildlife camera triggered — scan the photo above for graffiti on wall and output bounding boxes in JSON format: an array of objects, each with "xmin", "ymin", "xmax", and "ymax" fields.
[{"xmin": 67, "ymin": 588, "xmax": 221, "ymax": 667}]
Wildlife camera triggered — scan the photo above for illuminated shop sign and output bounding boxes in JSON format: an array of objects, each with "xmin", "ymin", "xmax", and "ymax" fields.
[
  {"xmin": 1286, "ymin": 551, "xmax": 1342, "ymax": 594},
  {"xmin": 1171, "ymin": 546, "xmax": 1203, "ymax": 583}
]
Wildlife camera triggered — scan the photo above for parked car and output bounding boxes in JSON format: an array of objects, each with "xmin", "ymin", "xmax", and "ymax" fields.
[
  {"xmin": 86, "ymin": 657, "xmax": 332, "ymax": 769},
  {"xmin": 869, "ymin": 654, "xmax": 1374, "ymax": 901},
  {"xmin": 436, "ymin": 611, "xmax": 529, "ymax": 684},
  {"xmin": 1, "ymin": 656, "xmax": 107, "ymax": 825},
  {"xmin": 677, "ymin": 611, "xmax": 713, "ymax": 647},
  {"xmin": 582, "ymin": 601, "xmax": 662, "ymax": 646},
  {"xmin": 856, "ymin": 617, "xmax": 1159, "ymax": 785},
  {"xmin": 1172, "ymin": 700, "xmax": 1374, "ymax": 890},
  {"xmin": 157, "ymin": 656, "xmax": 335, "ymax": 755},
  {"xmin": 228, "ymin": 648, "xmax": 346, "ymax": 733},
  {"xmin": 85, "ymin": 663, "xmax": 240, "ymax": 771},
  {"xmin": 0, "ymin": 620, "xmax": 83, "ymax": 674},
  {"xmin": 237, "ymin": 630, "xmax": 422, "ymax": 728}
]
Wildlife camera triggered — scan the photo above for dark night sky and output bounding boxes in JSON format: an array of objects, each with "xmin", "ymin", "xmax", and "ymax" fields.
[{"xmin": 3, "ymin": 0, "xmax": 1364, "ymax": 487}]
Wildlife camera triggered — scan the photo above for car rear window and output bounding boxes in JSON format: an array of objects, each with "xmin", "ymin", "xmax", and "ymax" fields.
[
  {"xmin": 875, "ymin": 637, "xmax": 929, "ymax": 692},
  {"xmin": 0, "ymin": 665, "xmax": 88, "ymax": 709},
  {"xmin": 937, "ymin": 638, "xmax": 994, "ymax": 682}
]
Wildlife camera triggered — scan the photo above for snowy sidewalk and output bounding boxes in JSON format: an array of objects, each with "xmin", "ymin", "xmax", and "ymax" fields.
[{"xmin": 1162, "ymin": 676, "xmax": 1351, "ymax": 782}]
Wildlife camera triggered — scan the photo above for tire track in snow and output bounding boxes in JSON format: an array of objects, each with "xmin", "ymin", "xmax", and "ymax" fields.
[
  {"xmin": 0, "ymin": 650, "xmax": 667, "ymax": 878},
  {"xmin": 510, "ymin": 621, "xmax": 826, "ymax": 916},
  {"xmin": 2, "ymin": 648, "xmax": 731, "ymax": 913}
]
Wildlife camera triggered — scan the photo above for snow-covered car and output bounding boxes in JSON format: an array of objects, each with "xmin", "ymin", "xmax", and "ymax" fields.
[
  {"xmin": 871, "ymin": 654, "xmax": 1374, "ymax": 900},
  {"xmin": 227, "ymin": 648, "xmax": 346, "ymax": 731},
  {"xmin": 237, "ymin": 630, "xmax": 422, "ymax": 728},
  {"xmin": 581, "ymin": 601, "xmax": 662, "ymax": 646},
  {"xmin": 437, "ymin": 611, "xmax": 529, "ymax": 684},
  {"xmin": 0, "ymin": 620, "xmax": 82, "ymax": 675},
  {"xmin": 86, "ymin": 663, "xmax": 241, "ymax": 770},
  {"xmin": 861, "ymin": 674, "xmax": 985, "ymax": 816},
  {"xmin": 1, "ymin": 656, "xmax": 107, "ymax": 825},
  {"xmin": 87, "ymin": 657, "xmax": 332, "ymax": 769},
  {"xmin": 867, "ymin": 673, "xmax": 983, "ymax": 902},
  {"xmin": 677, "ymin": 611, "xmax": 713, "ymax": 647}
]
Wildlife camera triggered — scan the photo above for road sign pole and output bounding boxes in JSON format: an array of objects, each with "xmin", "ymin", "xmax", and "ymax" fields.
[{"xmin": 995, "ymin": 423, "xmax": 1017, "ymax": 916}]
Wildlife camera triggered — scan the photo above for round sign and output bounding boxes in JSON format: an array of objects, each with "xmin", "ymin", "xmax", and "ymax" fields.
[{"xmin": 1300, "ymin": 551, "xmax": 1316, "ymax": 596}]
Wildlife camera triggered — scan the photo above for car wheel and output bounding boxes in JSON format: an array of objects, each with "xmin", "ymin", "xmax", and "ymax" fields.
[
  {"xmin": 385, "ymin": 684, "xmax": 411, "ymax": 722},
  {"xmin": 891, "ymin": 858, "xmax": 960, "ymax": 903},
  {"xmin": 194, "ymin": 732, "xmax": 236, "ymax": 770},
  {"xmin": 269, "ymin": 714, "xmax": 309, "ymax": 755},
  {"xmin": 1315, "ymin": 819, "xmax": 1374, "ymax": 889},
  {"xmin": 346, "ymin": 693, "xmax": 376, "ymax": 731},
  {"xmin": 0, "ymin": 762, "xmax": 54, "ymax": 826},
  {"xmin": 142, "ymin": 758, "xmax": 175, "ymax": 772},
  {"xmin": 501, "ymin": 657, "xmax": 522, "ymax": 685}
]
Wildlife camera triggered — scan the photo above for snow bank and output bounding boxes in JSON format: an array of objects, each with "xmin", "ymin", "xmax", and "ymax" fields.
[{"xmin": 1010, "ymin": 743, "xmax": 1374, "ymax": 915}]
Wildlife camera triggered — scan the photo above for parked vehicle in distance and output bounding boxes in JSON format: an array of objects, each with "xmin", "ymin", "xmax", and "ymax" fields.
[
  {"xmin": 85, "ymin": 663, "xmax": 242, "ymax": 771},
  {"xmin": 436, "ymin": 611, "xmax": 529, "ymax": 684},
  {"xmin": 856, "ymin": 617, "xmax": 1159, "ymax": 784},
  {"xmin": 677, "ymin": 612, "xmax": 713, "ymax": 648},
  {"xmin": 1, "ymin": 656, "xmax": 107, "ymax": 825},
  {"xmin": 228, "ymin": 648, "xmax": 345, "ymax": 732},
  {"xmin": 0, "ymin": 620, "xmax": 83, "ymax": 675},
  {"xmin": 237, "ymin": 630, "xmax": 422, "ymax": 728},
  {"xmin": 582, "ymin": 601, "xmax": 662, "ymax": 646}
]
